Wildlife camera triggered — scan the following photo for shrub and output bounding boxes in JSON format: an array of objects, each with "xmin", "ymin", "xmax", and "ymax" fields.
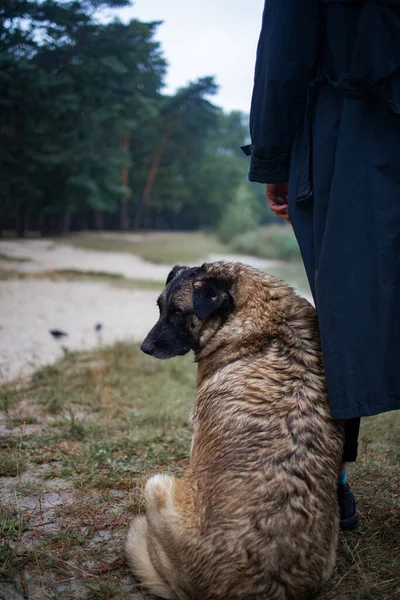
[
  {"xmin": 217, "ymin": 182, "xmax": 260, "ymax": 244},
  {"xmin": 230, "ymin": 225, "xmax": 301, "ymax": 261}
]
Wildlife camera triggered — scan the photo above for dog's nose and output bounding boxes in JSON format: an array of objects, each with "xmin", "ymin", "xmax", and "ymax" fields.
[{"xmin": 141, "ymin": 339, "xmax": 155, "ymax": 355}]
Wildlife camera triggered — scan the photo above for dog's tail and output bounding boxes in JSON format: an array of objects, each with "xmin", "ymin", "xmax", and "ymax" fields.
[
  {"xmin": 126, "ymin": 514, "xmax": 174, "ymax": 599},
  {"xmin": 126, "ymin": 474, "xmax": 186, "ymax": 600}
]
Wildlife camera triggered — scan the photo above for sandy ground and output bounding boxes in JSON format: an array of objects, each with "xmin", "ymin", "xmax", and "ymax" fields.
[
  {"xmin": 0, "ymin": 239, "xmax": 171, "ymax": 280},
  {"xmin": 0, "ymin": 240, "xmax": 168, "ymax": 381},
  {"xmin": 0, "ymin": 280, "xmax": 159, "ymax": 382},
  {"xmin": 0, "ymin": 239, "xmax": 310, "ymax": 383}
]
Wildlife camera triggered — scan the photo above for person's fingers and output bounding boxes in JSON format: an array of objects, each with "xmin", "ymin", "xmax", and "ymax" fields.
[
  {"xmin": 268, "ymin": 202, "xmax": 291, "ymax": 224},
  {"xmin": 266, "ymin": 183, "xmax": 291, "ymax": 223},
  {"xmin": 266, "ymin": 182, "xmax": 289, "ymax": 206},
  {"xmin": 267, "ymin": 199, "xmax": 287, "ymax": 213}
]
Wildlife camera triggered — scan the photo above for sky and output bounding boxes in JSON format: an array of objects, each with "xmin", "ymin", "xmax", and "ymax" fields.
[{"xmin": 111, "ymin": 0, "xmax": 265, "ymax": 114}]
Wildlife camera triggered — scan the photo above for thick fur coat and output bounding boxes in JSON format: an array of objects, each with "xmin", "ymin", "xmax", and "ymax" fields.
[{"xmin": 126, "ymin": 262, "xmax": 343, "ymax": 600}]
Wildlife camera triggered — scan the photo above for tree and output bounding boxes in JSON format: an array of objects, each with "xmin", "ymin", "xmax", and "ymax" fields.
[
  {"xmin": 132, "ymin": 77, "xmax": 219, "ymax": 229},
  {"xmin": 0, "ymin": 0, "xmax": 165, "ymax": 234},
  {"xmin": 0, "ymin": 0, "xmax": 268, "ymax": 236}
]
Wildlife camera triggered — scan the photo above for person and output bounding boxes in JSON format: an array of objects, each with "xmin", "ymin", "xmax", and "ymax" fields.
[{"xmin": 243, "ymin": 0, "xmax": 400, "ymax": 530}]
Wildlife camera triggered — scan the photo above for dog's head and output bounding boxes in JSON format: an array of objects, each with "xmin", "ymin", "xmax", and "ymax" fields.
[{"xmin": 141, "ymin": 264, "xmax": 234, "ymax": 359}]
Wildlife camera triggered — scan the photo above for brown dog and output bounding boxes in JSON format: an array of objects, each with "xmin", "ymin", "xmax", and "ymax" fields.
[{"xmin": 126, "ymin": 262, "xmax": 343, "ymax": 600}]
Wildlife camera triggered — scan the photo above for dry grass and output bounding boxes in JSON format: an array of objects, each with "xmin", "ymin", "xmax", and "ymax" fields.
[
  {"xmin": 0, "ymin": 267, "xmax": 164, "ymax": 290},
  {"xmin": 0, "ymin": 253, "xmax": 31, "ymax": 263},
  {"xmin": 0, "ymin": 343, "xmax": 399, "ymax": 599},
  {"xmin": 60, "ymin": 231, "xmax": 228, "ymax": 265}
]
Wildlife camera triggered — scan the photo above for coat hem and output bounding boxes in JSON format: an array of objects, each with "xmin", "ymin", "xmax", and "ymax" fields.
[{"xmin": 331, "ymin": 402, "xmax": 400, "ymax": 421}]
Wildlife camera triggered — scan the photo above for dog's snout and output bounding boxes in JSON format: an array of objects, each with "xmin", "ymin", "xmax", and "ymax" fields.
[{"xmin": 141, "ymin": 338, "xmax": 155, "ymax": 356}]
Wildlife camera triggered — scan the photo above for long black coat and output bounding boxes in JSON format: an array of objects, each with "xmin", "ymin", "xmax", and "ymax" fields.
[{"xmin": 246, "ymin": 0, "xmax": 400, "ymax": 419}]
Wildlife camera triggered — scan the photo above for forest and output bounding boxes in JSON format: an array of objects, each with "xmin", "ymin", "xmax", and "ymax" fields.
[{"xmin": 0, "ymin": 0, "xmax": 271, "ymax": 237}]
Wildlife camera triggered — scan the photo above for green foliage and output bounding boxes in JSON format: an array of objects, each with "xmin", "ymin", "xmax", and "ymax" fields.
[
  {"xmin": 217, "ymin": 181, "xmax": 261, "ymax": 244},
  {"xmin": 230, "ymin": 225, "xmax": 301, "ymax": 261},
  {"xmin": 0, "ymin": 0, "xmax": 165, "ymax": 234},
  {"xmin": 0, "ymin": 0, "xmax": 259, "ymax": 236}
]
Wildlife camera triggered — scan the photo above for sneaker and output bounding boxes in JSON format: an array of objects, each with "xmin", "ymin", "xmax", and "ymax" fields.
[{"xmin": 338, "ymin": 483, "xmax": 359, "ymax": 530}]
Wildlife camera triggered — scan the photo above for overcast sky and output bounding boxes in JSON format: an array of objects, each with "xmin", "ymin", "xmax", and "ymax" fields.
[{"xmin": 112, "ymin": 0, "xmax": 265, "ymax": 114}]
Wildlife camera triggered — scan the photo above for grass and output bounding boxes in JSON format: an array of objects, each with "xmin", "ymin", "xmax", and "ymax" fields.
[
  {"xmin": 0, "ymin": 343, "xmax": 399, "ymax": 599},
  {"xmin": 2, "ymin": 227, "xmax": 300, "ymax": 264},
  {"xmin": 0, "ymin": 262, "xmax": 309, "ymax": 299},
  {"xmin": 266, "ymin": 261, "xmax": 311, "ymax": 296},
  {"xmin": 0, "ymin": 449, "xmax": 26, "ymax": 477},
  {"xmin": 0, "ymin": 344, "xmax": 195, "ymax": 598},
  {"xmin": 39, "ymin": 269, "xmax": 164, "ymax": 291},
  {"xmin": 0, "ymin": 252, "xmax": 31, "ymax": 263},
  {"xmin": 53, "ymin": 229, "xmax": 310, "ymax": 294},
  {"xmin": 1, "ymin": 229, "xmax": 310, "ymax": 296},
  {"xmin": 0, "ymin": 267, "xmax": 164, "ymax": 290},
  {"xmin": 61, "ymin": 228, "xmax": 302, "ymax": 264},
  {"xmin": 60, "ymin": 231, "xmax": 228, "ymax": 265}
]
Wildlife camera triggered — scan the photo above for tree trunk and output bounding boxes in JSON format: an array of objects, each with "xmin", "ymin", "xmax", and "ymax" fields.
[
  {"xmin": 94, "ymin": 209, "xmax": 104, "ymax": 230},
  {"xmin": 120, "ymin": 133, "xmax": 132, "ymax": 231},
  {"xmin": 133, "ymin": 120, "xmax": 177, "ymax": 230},
  {"xmin": 62, "ymin": 206, "xmax": 71, "ymax": 236},
  {"xmin": 17, "ymin": 202, "xmax": 26, "ymax": 238},
  {"xmin": 39, "ymin": 211, "xmax": 46, "ymax": 237}
]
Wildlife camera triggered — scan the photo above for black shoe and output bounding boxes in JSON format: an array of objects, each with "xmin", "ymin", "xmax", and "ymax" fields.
[{"xmin": 338, "ymin": 483, "xmax": 359, "ymax": 530}]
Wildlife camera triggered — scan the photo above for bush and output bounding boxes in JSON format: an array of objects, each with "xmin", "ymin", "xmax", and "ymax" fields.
[
  {"xmin": 217, "ymin": 182, "xmax": 260, "ymax": 244},
  {"xmin": 230, "ymin": 225, "xmax": 301, "ymax": 261}
]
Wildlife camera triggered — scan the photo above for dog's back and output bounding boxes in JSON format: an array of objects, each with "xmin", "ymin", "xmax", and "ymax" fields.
[{"xmin": 126, "ymin": 263, "xmax": 343, "ymax": 600}]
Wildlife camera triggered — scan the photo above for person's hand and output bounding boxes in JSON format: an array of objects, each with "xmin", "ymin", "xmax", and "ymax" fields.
[{"xmin": 266, "ymin": 182, "xmax": 290, "ymax": 224}]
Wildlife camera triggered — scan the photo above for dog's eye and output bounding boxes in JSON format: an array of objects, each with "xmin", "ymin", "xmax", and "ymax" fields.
[{"xmin": 171, "ymin": 308, "xmax": 183, "ymax": 316}]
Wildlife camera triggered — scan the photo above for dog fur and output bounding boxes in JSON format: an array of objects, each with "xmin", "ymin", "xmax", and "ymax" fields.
[{"xmin": 125, "ymin": 261, "xmax": 343, "ymax": 600}]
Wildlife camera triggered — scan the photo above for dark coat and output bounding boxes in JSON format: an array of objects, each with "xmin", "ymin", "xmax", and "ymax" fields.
[{"xmin": 245, "ymin": 0, "xmax": 400, "ymax": 419}]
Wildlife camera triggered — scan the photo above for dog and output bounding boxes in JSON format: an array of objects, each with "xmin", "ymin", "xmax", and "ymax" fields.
[{"xmin": 126, "ymin": 261, "xmax": 343, "ymax": 600}]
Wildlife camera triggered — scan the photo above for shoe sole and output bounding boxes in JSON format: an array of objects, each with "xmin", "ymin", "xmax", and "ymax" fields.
[{"xmin": 340, "ymin": 512, "xmax": 359, "ymax": 531}]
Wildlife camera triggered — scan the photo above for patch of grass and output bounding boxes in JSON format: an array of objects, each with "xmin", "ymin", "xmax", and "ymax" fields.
[
  {"xmin": 0, "ymin": 229, "xmax": 309, "ymax": 294},
  {"xmin": 18, "ymin": 414, "xmax": 38, "ymax": 425},
  {"xmin": 0, "ymin": 447, "xmax": 26, "ymax": 477},
  {"xmin": 0, "ymin": 265, "xmax": 164, "ymax": 289},
  {"xmin": 0, "ymin": 507, "xmax": 30, "ymax": 539},
  {"xmin": 0, "ymin": 342, "xmax": 399, "ymax": 599},
  {"xmin": 3, "ymin": 413, "xmax": 38, "ymax": 429},
  {"xmin": 40, "ymin": 269, "xmax": 165, "ymax": 291},
  {"xmin": 0, "ymin": 386, "xmax": 18, "ymax": 413},
  {"xmin": 0, "ymin": 267, "xmax": 28, "ymax": 280},
  {"xmin": 85, "ymin": 581, "xmax": 122, "ymax": 600},
  {"xmin": 61, "ymin": 231, "xmax": 227, "ymax": 264},
  {"xmin": 230, "ymin": 225, "xmax": 301, "ymax": 261},
  {"xmin": 316, "ymin": 410, "xmax": 400, "ymax": 599},
  {"xmin": 0, "ymin": 252, "xmax": 31, "ymax": 262},
  {"xmin": 266, "ymin": 261, "xmax": 311, "ymax": 295}
]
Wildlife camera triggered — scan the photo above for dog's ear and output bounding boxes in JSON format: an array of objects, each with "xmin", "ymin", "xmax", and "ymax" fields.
[
  {"xmin": 193, "ymin": 278, "xmax": 233, "ymax": 321},
  {"xmin": 166, "ymin": 265, "xmax": 189, "ymax": 286}
]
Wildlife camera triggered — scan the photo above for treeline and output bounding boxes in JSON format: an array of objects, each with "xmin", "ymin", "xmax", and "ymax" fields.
[{"xmin": 0, "ymin": 0, "xmax": 271, "ymax": 236}]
